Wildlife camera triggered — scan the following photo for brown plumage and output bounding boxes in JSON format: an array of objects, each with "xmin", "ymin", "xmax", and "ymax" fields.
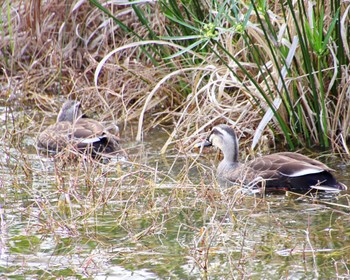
[
  {"xmin": 203, "ymin": 124, "xmax": 347, "ymax": 193},
  {"xmin": 37, "ymin": 100, "xmax": 125, "ymax": 159}
]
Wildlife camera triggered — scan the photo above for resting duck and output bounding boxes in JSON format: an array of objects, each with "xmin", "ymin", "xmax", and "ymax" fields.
[
  {"xmin": 37, "ymin": 100, "xmax": 125, "ymax": 159},
  {"xmin": 202, "ymin": 124, "xmax": 347, "ymax": 193}
]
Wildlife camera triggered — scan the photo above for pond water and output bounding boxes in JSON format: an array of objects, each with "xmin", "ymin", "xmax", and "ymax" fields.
[{"xmin": 1, "ymin": 104, "xmax": 350, "ymax": 279}]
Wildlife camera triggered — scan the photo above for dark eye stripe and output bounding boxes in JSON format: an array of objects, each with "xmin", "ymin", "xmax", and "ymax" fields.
[
  {"xmin": 219, "ymin": 125, "xmax": 237, "ymax": 139},
  {"xmin": 212, "ymin": 127, "xmax": 224, "ymax": 136},
  {"xmin": 207, "ymin": 127, "xmax": 223, "ymax": 142}
]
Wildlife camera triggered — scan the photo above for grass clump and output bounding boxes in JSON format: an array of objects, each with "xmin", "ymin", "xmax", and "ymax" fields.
[
  {"xmin": 1, "ymin": 0, "xmax": 350, "ymax": 278},
  {"xmin": 87, "ymin": 0, "xmax": 350, "ymax": 155},
  {"xmin": 1, "ymin": 0, "xmax": 349, "ymax": 156}
]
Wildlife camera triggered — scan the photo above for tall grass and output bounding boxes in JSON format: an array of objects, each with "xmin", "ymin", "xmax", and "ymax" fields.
[
  {"xmin": 91, "ymin": 0, "xmax": 349, "ymax": 152},
  {"xmin": 1, "ymin": 0, "xmax": 349, "ymax": 155},
  {"xmin": 1, "ymin": 1, "xmax": 350, "ymax": 278},
  {"xmin": 160, "ymin": 0, "xmax": 349, "ymax": 151}
]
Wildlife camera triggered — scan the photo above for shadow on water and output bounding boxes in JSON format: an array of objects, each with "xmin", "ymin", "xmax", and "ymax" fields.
[{"xmin": 1, "ymin": 104, "xmax": 350, "ymax": 279}]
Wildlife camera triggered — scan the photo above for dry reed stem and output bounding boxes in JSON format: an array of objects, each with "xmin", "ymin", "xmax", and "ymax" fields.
[
  {"xmin": 1, "ymin": 0, "xmax": 348, "ymax": 159},
  {"xmin": 1, "ymin": 2, "xmax": 350, "ymax": 278}
]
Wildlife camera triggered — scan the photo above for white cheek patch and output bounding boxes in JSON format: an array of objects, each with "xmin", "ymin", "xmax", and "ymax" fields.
[{"xmin": 211, "ymin": 137, "xmax": 224, "ymax": 150}]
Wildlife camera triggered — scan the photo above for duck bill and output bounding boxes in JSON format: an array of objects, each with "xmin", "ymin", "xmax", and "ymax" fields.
[
  {"xmin": 202, "ymin": 139, "xmax": 212, "ymax": 147},
  {"xmin": 195, "ymin": 139, "xmax": 212, "ymax": 149}
]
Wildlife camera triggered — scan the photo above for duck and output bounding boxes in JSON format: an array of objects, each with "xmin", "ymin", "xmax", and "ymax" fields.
[
  {"xmin": 37, "ymin": 100, "xmax": 125, "ymax": 159},
  {"xmin": 202, "ymin": 124, "xmax": 347, "ymax": 193}
]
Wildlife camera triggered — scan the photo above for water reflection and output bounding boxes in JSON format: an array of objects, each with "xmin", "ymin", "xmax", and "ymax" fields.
[{"xmin": 0, "ymin": 105, "xmax": 350, "ymax": 279}]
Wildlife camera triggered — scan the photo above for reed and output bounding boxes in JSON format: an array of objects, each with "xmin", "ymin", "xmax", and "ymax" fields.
[
  {"xmin": 1, "ymin": 0, "xmax": 348, "ymax": 155},
  {"xmin": 1, "ymin": 1, "xmax": 350, "ymax": 278},
  {"xmin": 89, "ymin": 0, "xmax": 349, "ymax": 154}
]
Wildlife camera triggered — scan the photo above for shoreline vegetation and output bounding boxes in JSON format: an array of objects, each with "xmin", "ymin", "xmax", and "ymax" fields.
[
  {"xmin": 1, "ymin": 0, "xmax": 350, "ymax": 279},
  {"xmin": 1, "ymin": 0, "xmax": 349, "ymax": 156}
]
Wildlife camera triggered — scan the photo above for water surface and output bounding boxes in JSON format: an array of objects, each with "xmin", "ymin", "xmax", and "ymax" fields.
[{"xmin": 0, "ymin": 104, "xmax": 350, "ymax": 279}]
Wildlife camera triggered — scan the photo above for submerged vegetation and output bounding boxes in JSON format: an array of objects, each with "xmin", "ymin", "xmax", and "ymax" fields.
[{"xmin": 1, "ymin": 0, "xmax": 350, "ymax": 278}]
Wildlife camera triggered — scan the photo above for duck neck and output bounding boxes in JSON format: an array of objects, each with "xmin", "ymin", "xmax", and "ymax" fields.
[
  {"xmin": 223, "ymin": 148, "xmax": 238, "ymax": 164},
  {"xmin": 222, "ymin": 134, "xmax": 239, "ymax": 163},
  {"xmin": 57, "ymin": 107, "xmax": 81, "ymax": 123}
]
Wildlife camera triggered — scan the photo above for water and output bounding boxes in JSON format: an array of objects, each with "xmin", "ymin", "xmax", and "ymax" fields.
[{"xmin": 1, "ymin": 104, "xmax": 350, "ymax": 279}]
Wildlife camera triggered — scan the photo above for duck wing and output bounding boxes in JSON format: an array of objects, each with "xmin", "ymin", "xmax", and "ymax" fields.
[
  {"xmin": 274, "ymin": 152, "xmax": 332, "ymax": 171},
  {"xmin": 246, "ymin": 153, "xmax": 328, "ymax": 180},
  {"xmin": 72, "ymin": 119, "xmax": 105, "ymax": 140},
  {"xmin": 73, "ymin": 119, "xmax": 123, "ymax": 156},
  {"xmin": 37, "ymin": 121, "xmax": 72, "ymax": 152},
  {"xmin": 37, "ymin": 119, "xmax": 106, "ymax": 151},
  {"xmin": 243, "ymin": 152, "xmax": 345, "ymax": 192}
]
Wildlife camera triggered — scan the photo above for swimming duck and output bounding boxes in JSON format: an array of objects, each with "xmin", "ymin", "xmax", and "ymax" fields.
[
  {"xmin": 37, "ymin": 100, "xmax": 124, "ymax": 159},
  {"xmin": 202, "ymin": 124, "xmax": 347, "ymax": 193}
]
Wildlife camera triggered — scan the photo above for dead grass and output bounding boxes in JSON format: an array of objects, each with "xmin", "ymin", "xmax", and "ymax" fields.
[
  {"xmin": 1, "ymin": 104, "xmax": 350, "ymax": 278},
  {"xmin": 1, "ymin": 1, "xmax": 350, "ymax": 277},
  {"xmin": 2, "ymin": 0, "xmax": 348, "ymax": 159},
  {"xmin": 0, "ymin": 0, "xmax": 278, "ymax": 154}
]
